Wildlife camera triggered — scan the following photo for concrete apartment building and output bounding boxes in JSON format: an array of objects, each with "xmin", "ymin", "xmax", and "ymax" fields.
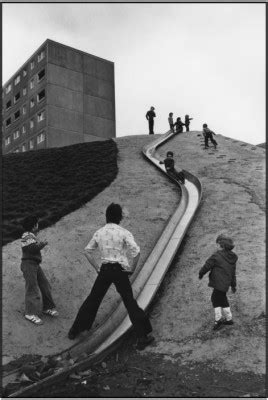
[{"xmin": 2, "ymin": 39, "xmax": 116, "ymax": 154}]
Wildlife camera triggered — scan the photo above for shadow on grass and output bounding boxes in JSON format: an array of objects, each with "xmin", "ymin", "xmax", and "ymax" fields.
[{"xmin": 3, "ymin": 140, "xmax": 118, "ymax": 245}]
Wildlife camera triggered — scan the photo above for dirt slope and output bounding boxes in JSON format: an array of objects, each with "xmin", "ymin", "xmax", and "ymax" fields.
[
  {"xmin": 3, "ymin": 134, "xmax": 178, "ymax": 357},
  {"xmin": 3, "ymin": 132, "xmax": 265, "ymax": 382}
]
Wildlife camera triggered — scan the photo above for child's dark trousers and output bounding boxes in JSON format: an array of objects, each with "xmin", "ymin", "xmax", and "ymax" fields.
[
  {"xmin": 205, "ymin": 134, "xmax": 217, "ymax": 148},
  {"xmin": 21, "ymin": 260, "xmax": 56, "ymax": 315},
  {"xmin": 211, "ymin": 288, "xmax": 229, "ymax": 308},
  {"xmin": 69, "ymin": 263, "xmax": 152, "ymax": 338}
]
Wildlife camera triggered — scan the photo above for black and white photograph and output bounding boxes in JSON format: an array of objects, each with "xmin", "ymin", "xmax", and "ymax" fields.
[{"xmin": 2, "ymin": 3, "xmax": 265, "ymax": 398}]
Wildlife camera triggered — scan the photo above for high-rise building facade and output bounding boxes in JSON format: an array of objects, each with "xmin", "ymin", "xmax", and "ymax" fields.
[{"xmin": 2, "ymin": 39, "xmax": 116, "ymax": 154}]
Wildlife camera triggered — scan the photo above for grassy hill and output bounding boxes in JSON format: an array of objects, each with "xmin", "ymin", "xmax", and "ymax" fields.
[
  {"xmin": 2, "ymin": 140, "xmax": 118, "ymax": 245},
  {"xmin": 2, "ymin": 132, "xmax": 265, "ymax": 397}
]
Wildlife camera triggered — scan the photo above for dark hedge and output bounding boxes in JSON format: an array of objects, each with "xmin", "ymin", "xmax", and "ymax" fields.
[{"xmin": 3, "ymin": 139, "xmax": 118, "ymax": 245}]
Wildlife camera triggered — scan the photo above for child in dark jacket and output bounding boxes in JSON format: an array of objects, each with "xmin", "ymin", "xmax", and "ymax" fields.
[
  {"xmin": 202, "ymin": 123, "xmax": 218, "ymax": 149},
  {"xmin": 159, "ymin": 151, "xmax": 185, "ymax": 184},
  {"xmin": 174, "ymin": 117, "xmax": 185, "ymax": 134},
  {"xmin": 199, "ymin": 234, "xmax": 238, "ymax": 331},
  {"xmin": 20, "ymin": 215, "xmax": 58, "ymax": 325}
]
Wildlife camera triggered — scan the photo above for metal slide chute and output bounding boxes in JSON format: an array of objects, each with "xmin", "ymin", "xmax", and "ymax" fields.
[{"xmin": 8, "ymin": 131, "xmax": 202, "ymax": 397}]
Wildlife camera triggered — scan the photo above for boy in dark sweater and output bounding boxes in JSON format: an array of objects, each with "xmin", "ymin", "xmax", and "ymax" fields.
[
  {"xmin": 20, "ymin": 215, "xmax": 58, "ymax": 325},
  {"xmin": 202, "ymin": 123, "xmax": 218, "ymax": 149},
  {"xmin": 199, "ymin": 234, "xmax": 238, "ymax": 331},
  {"xmin": 159, "ymin": 151, "xmax": 185, "ymax": 184}
]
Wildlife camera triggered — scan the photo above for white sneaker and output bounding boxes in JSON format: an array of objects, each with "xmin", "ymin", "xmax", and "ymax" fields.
[{"xmin": 25, "ymin": 314, "xmax": 43, "ymax": 325}]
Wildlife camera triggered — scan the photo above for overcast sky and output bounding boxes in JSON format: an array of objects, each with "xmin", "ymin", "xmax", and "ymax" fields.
[{"xmin": 3, "ymin": 3, "xmax": 265, "ymax": 145}]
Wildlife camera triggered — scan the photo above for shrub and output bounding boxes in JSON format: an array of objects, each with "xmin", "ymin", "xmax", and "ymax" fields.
[{"xmin": 3, "ymin": 140, "xmax": 118, "ymax": 245}]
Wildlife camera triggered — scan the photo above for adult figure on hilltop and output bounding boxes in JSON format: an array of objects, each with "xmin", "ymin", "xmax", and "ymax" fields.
[
  {"xmin": 146, "ymin": 106, "xmax": 156, "ymax": 135},
  {"xmin": 184, "ymin": 114, "xmax": 193, "ymax": 132},
  {"xmin": 202, "ymin": 123, "xmax": 218, "ymax": 149},
  {"xmin": 68, "ymin": 203, "xmax": 154, "ymax": 350}
]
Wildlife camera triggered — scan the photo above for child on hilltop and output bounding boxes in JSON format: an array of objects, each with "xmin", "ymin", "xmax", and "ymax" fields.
[
  {"xmin": 199, "ymin": 234, "xmax": 238, "ymax": 331},
  {"xmin": 184, "ymin": 114, "xmax": 193, "ymax": 132},
  {"xmin": 20, "ymin": 215, "xmax": 58, "ymax": 325},
  {"xmin": 202, "ymin": 123, "xmax": 218, "ymax": 149},
  {"xmin": 159, "ymin": 151, "xmax": 185, "ymax": 184},
  {"xmin": 168, "ymin": 112, "xmax": 174, "ymax": 132},
  {"xmin": 174, "ymin": 117, "xmax": 185, "ymax": 134}
]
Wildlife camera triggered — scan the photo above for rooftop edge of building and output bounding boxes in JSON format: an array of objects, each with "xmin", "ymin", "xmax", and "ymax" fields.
[{"xmin": 3, "ymin": 38, "xmax": 114, "ymax": 89}]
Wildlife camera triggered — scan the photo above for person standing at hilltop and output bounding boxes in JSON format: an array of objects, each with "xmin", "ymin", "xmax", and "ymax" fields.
[
  {"xmin": 146, "ymin": 106, "xmax": 156, "ymax": 135},
  {"xmin": 184, "ymin": 114, "xmax": 193, "ymax": 132},
  {"xmin": 20, "ymin": 215, "xmax": 59, "ymax": 325},
  {"xmin": 168, "ymin": 112, "xmax": 175, "ymax": 132},
  {"xmin": 202, "ymin": 123, "xmax": 218, "ymax": 149},
  {"xmin": 68, "ymin": 203, "xmax": 155, "ymax": 350},
  {"xmin": 199, "ymin": 234, "xmax": 238, "ymax": 331}
]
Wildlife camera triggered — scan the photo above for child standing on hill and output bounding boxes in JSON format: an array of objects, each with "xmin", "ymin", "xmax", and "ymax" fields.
[
  {"xmin": 199, "ymin": 234, "xmax": 238, "ymax": 331},
  {"xmin": 184, "ymin": 114, "xmax": 193, "ymax": 132},
  {"xmin": 20, "ymin": 215, "xmax": 58, "ymax": 325},
  {"xmin": 159, "ymin": 151, "xmax": 185, "ymax": 184},
  {"xmin": 202, "ymin": 123, "xmax": 218, "ymax": 149},
  {"xmin": 168, "ymin": 112, "xmax": 174, "ymax": 132}
]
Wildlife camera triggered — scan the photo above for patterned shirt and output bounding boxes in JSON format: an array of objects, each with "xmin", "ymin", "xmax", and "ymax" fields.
[
  {"xmin": 21, "ymin": 232, "xmax": 42, "ymax": 263},
  {"xmin": 85, "ymin": 223, "xmax": 140, "ymax": 270}
]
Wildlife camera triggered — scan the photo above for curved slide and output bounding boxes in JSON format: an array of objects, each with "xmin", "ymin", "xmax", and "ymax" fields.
[{"xmin": 8, "ymin": 131, "xmax": 202, "ymax": 397}]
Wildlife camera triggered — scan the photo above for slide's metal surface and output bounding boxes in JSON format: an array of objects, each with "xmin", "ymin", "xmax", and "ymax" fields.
[{"xmin": 8, "ymin": 131, "xmax": 202, "ymax": 397}]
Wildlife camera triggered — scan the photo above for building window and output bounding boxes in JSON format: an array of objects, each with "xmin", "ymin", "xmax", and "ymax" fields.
[
  {"xmin": 14, "ymin": 110, "xmax": 20, "ymax": 120},
  {"xmin": 29, "ymin": 139, "xmax": 34, "ymax": 149},
  {"xmin": 30, "ymin": 119, "xmax": 34, "ymax": 129},
  {"xmin": 13, "ymin": 130, "xmax": 20, "ymax": 140},
  {"xmin": 5, "ymin": 136, "xmax": 11, "ymax": 146},
  {"xmin": 22, "ymin": 125, "xmax": 26, "ymax": 134},
  {"xmin": 30, "ymin": 79, "xmax": 34, "ymax": 89},
  {"xmin": 23, "ymin": 69, "xmax": 27, "ymax": 77},
  {"xmin": 14, "ymin": 92, "xmax": 20, "ymax": 103},
  {"xmin": 6, "ymin": 100, "xmax": 12, "ymax": 110},
  {"xmin": 38, "ymin": 69, "xmax": 45, "ymax": 81},
  {"xmin": 23, "ymin": 87, "xmax": 27, "ymax": 96},
  {"xmin": 37, "ymin": 110, "xmax": 45, "ymax": 122},
  {"xmin": 6, "ymin": 84, "xmax": 12, "ymax": 94},
  {"xmin": 14, "ymin": 75, "xmax": 20, "ymax": 85},
  {"xmin": 37, "ymin": 51, "xmax": 45, "ymax": 62},
  {"xmin": 30, "ymin": 98, "xmax": 35, "ymax": 108},
  {"xmin": 22, "ymin": 144, "xmax": 26, "ymax": 152},
  {"xmin": 22, "ymin": 104, "xmax": 27, "ymax": 115},
  {"xmin": 37, "ymin": 132, "xmax": 45, "ymax": 144},
  {"xmin": 30, "ymin": 60, "xmax": 35, "ymax": 70},
  {"xmin": 6, "ymin": 117, "xmax": 11, "ymax": 127},
  {"xmin": 37, "ymin": 89, "xmax": 45, "ymax": 103}
]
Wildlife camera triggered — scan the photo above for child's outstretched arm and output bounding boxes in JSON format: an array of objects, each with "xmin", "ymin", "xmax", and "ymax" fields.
[
  {"xmin": 83, "ymin": 251, "xmax": 100, "ymax": 273},
  {"xmin": 199, "ymin": 254, "xmax": 216, "ymax": 279}
]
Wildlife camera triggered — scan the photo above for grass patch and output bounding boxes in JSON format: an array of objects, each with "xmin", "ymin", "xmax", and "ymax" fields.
[{"xmin": 3, "ymin": 140, "xmax": 118, "ymax": 245}]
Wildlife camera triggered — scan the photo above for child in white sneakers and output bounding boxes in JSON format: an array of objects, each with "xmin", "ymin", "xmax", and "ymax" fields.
[
  {"xmin": 20, "ymin": 215, "xmax": 58, "ymax": 325},
  {"xmin": 199, "ymin": 234, "xmax": 237, "ymax": 331}
]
